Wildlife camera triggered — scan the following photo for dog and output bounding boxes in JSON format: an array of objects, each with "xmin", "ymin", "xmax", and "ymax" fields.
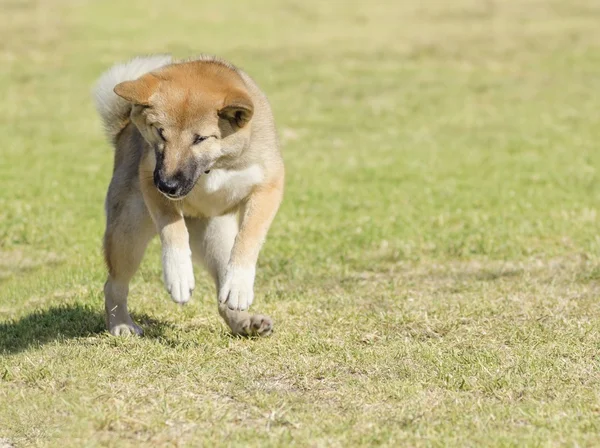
[{"xmin": 93, "ymin": 55, "xmax": 284, "ymax": 337}]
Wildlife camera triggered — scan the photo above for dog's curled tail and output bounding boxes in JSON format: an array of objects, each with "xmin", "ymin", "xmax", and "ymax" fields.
[{"xmin": 93, "ymin": 55, "xmax": 172, "ymax": 143}]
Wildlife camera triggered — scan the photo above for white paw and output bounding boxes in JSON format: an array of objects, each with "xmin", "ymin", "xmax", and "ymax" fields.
[
  {"xmin": 109, "ymin": 322, "xmax": 143, "ymax": 337},
  {"xmin": 218, "ymin": 265, "xmax": 256, "ymax": 311},
  {"xmin": 162, "ymin": 246, "xmax": 195, "ymax": 304}
]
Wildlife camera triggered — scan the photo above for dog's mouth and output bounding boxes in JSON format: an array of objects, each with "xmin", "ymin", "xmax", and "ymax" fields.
[{"xmin": 159, "ymin": 190, "xmax": 188, "ymax": 201}]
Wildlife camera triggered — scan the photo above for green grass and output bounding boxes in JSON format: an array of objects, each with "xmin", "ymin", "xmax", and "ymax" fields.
[{"xmin": 2, "ymin": 0, "xmax": 600, "ymax": 445}]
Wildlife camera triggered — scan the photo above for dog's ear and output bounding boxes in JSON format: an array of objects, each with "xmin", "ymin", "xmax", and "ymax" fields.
[
  {"xmin": 218, "ymin": 91, "xmax": 254, "ymax": 128},
  {"xmin": 114, "ymin": 73, "xmax": 159, "ymax": 105}
]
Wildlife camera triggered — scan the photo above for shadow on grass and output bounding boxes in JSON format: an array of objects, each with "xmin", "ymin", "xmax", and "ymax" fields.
[{"xmin": 0, "ymin": 303, "xmax": 175, "ymax": 355}]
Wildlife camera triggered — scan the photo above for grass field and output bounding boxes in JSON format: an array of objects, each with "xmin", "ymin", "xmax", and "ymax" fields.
[{"xmin": 2, "ymin": 0, "xmax": 600, "ymax": 446}]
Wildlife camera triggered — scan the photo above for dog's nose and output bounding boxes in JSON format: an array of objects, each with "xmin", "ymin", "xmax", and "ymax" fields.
[
  {"xmin": 154, "ymin": 172, "xmax": 182, "ymax": 197},
  {"xmin": 157, "ymin": 178, "xmax": 179, "ymax": 196}
]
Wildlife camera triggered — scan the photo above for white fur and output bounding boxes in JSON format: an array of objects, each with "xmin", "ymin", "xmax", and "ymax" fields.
[
  {"xmin": 186, "ymin": 164, "xmax": 264, "ymax": 217},
  {"xmin": 202, "ymin": 164, "xmax": 264, "ymax": 194},
  {"xmin": 219, "ymin": 264, "xmax": 256, "ymax": 311},
  {"xmin": 162, "ymin": 246, "xmax": 195, "ymax": 304},
  {"xmin": 93, "ymin": 54, "xmax": 172, "ymax": 141}
]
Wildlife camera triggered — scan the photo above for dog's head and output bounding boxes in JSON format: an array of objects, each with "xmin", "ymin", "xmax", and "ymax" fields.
[{"xmin": 114, "ymin": 61, "xmax": 253, "ymax": 199}]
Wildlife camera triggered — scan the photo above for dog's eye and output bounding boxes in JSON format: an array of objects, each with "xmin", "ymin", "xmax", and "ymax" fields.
[
  {"xmin": 155, "ymin": 126, "xmax": 166, "ymax": 141},
  {"xmin": 193, "ymin": 134, "xmax": 208, "ymax": 145}
]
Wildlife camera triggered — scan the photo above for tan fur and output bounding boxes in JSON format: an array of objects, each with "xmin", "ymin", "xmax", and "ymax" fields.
[
  {"xmin": 231, "ymin": 180, "xmax": 284, "ymax": 267},
  {"xmin": 95, "ymin": 55, "xmax": 283, "ymax": 337}
]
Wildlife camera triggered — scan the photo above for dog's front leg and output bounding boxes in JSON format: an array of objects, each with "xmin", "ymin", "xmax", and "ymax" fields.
[
  {"xmin": 219, "ymin": 179, "xmax": 283, "ymax": 311},
  {"xmin": 141, "ymin": 180, "xmax": 195, "ymax": 304}
]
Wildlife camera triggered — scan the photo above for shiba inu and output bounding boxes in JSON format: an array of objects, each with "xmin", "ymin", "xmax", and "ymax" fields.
[{"xmin": 93, "ymin": 55, "xmax": 284, "ymax": 337}]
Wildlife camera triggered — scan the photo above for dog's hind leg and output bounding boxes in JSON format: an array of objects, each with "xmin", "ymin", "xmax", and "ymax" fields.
[
  {"xmin": 103, "ymin": 190, "xmax": 155, "ymax": 336},
  {"xmin": 186, "ymin": 214, "xmax": 273, "ymax": 337}
]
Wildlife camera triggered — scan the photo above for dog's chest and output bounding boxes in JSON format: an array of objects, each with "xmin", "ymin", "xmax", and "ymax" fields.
[{"xmin": 184, "ymin": 164, "xmax": 264, "ymax": 217}]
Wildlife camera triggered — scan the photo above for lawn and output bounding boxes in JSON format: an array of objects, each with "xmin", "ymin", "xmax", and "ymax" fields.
[{"xmin": 2, "ymin": 0, "xmax": 600, "ymax": 446}]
